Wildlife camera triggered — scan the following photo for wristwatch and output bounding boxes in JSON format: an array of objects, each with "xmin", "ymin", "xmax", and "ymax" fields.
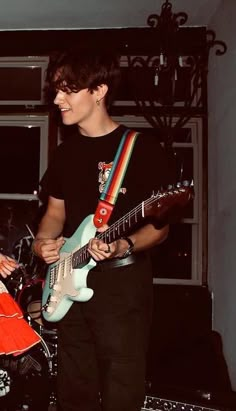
[{"xmin": 120, "ymin": 237, "xmax": 134, "ymax": 258}]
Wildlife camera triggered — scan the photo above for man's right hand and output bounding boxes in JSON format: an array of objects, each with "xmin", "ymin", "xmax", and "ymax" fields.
[{"xmin": 32, "ymin": 236, "xmax": 65, "ymax": 264}]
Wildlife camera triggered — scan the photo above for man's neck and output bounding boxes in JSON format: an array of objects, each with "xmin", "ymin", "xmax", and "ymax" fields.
[{"xmin": 78, "ymin": 114, "xmax": 119, "ymax": 138}]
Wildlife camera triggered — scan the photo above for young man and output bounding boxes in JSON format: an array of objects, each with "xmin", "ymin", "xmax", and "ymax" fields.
[{"xmin": 32, "ymin": 49, "xmax": 173, "ymax": 411}]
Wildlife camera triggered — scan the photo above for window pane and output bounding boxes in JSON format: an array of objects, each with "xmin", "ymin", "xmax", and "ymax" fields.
[
  {"xmin": 133, "ymin": 127, "xmax": 192, "ymax": 144},
  {"xmin": 151, "ymin": 223, "xmax": 192, "ymax": 279},
  {"xmin": 0, "ymin": 67, "xmax": 41, "ymax": 101},
  {"xmin": 0, "ymin": 126, "xmax": 40, "ymax": 194}
]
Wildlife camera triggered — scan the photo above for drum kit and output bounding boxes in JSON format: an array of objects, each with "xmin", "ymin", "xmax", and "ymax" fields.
[{"xmin": 0, "ymin": 229, "xmax": 58, "ymax": 411}]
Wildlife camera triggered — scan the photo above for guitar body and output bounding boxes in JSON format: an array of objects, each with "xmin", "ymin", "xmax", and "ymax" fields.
[{"xmin": 42, "ymin": 214, "xmax": 96, "ymax": 323}]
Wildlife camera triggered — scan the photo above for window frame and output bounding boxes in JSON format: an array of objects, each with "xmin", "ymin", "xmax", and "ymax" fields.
[{"xmin": 0, "ymin": 56, "xmax": 49, "ymax": 106}]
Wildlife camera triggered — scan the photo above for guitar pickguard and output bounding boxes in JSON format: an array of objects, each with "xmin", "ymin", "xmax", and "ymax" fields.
[{"xmin": 42, "ymin": 215, "xmax": 96, "ymax": 322}]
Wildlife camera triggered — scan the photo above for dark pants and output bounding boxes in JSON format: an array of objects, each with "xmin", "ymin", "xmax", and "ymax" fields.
[{"xmin": 57, "ymin": 255, "xmax": 153, "ymax": 411}]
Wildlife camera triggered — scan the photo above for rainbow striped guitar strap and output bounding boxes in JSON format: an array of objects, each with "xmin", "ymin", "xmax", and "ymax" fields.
[{"xmin": 93, "ymin": 129, "xmax": 139, "ymax": 228}]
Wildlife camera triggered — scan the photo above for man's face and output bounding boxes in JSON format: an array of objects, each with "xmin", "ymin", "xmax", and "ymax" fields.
[{"xmin": 54, "ymin": 86, "xmax": 96, "ymax": 127}]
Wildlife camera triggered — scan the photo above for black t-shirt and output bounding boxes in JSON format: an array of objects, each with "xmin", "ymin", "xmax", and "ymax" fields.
[{"xmin": 40, "ymin": 125, "xmax": 174, "ymax": 237}]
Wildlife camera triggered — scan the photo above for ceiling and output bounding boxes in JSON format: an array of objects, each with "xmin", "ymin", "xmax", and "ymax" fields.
[{"xmin": 0, "ymin": 0, "xmax": 222, "ymax": 31}]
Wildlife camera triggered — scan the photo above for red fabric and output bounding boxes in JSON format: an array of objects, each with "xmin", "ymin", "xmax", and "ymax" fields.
[{"xmin": 0, "ymin": 291, "xmax": 41, "ymax": 356}]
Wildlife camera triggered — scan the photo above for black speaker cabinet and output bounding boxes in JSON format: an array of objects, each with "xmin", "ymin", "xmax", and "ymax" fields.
[{"xmin": 146, "ymin": 285, "xmax": 232, "ymax": 394}]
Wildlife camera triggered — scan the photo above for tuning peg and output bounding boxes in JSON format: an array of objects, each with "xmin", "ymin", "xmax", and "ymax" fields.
[{"xmin": 182, "ymin": 180, "xmax": 190, "ymax": 187}]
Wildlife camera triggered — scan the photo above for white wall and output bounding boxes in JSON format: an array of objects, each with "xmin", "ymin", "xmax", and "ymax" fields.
[
  {"xmin": 0, "ymin": 0, "xmax": 221, "ymax": 30},
  {"xmin": 208, "ymin": 0, "xmax": 236, "ymax": 391}
]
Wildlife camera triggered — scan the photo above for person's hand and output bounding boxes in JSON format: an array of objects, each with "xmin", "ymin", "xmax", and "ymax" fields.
[
  {"xmin": 32, "ymin": 236, "xmax": 65, "ymax": 264},
  {"xmin": 87, "ymin": 225, "xmax": 128, "ymax": 261},
  {"xmin": 88, "ymin": 224, "xmax": 113, "ymax": 261},
  {"xmin": 0, "ymin": 254, "xmax": 19, "ymax": 278}
]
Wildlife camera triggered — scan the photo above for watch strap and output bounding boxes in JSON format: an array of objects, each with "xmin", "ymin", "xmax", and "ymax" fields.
[{"xmin": 120, "ymin": 237, "xmax": 134, "ymax": 258}]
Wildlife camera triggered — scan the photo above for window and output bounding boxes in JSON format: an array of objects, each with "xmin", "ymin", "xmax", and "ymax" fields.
[
  {"xmin": 0, "ymin": 115, "xmax": 48, "ymax": 254},
  {"xmin": 112, "ymin": 115, "xmax": 202, "ymax": 284},
  {"xmin": 0, "ymin": 56, "xmax": 49, "ymax": 105}
]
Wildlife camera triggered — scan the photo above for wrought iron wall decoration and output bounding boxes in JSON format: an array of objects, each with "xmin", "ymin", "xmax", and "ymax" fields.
[{"xmin": 126, "ymin": 0, "xmax": 227, "ymax": 145}]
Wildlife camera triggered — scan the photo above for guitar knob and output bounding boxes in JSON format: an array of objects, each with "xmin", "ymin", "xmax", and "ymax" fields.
[
  {"xmin": 53, "ymin": 283, "xmax": 61, "ymax": 291},
  {"xmin": 182, "ymin": 180, "xmax": 190, "ymax": 186},
  {"xmin": 50, "ymin": 295, "xmax": 58, "ymax": 302},
  {"xmin": 46, "ymin": 306, "xmax": 54, "ymax": 313}
]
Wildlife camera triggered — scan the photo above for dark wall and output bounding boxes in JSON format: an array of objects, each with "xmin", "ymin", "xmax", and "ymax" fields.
[{"xmin": 0, "ymin": 26, "xmax": 206, "ymax": 57}]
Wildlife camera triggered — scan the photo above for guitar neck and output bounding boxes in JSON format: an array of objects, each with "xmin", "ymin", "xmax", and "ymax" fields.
[
  {"xmin": 72, "ymin": 182, "xmax": 194, "ymax": 268},
  {"xmin": 98, "ymin": 201, "xmax": 146, "ymax": 243}
]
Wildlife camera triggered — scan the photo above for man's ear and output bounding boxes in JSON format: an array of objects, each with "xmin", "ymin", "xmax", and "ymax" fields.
[{"xmin": 96, "ymin": 84, "xmax": 108, "ymax": 102}]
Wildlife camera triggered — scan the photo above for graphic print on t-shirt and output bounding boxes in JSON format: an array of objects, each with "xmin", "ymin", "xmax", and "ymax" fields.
[{"xmin": 98, "ymin": 161, "xmax": 127, "ymax": 195}]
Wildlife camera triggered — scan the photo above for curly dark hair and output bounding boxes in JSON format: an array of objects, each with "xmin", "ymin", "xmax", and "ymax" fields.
[{"xmin": 45, "ymin": 48, "xmax": 121, "ymax": 108}]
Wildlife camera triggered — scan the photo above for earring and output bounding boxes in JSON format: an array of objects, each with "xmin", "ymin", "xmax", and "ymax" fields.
[{"xmin": 96, "ymin": 99, "xmax": 100, "ymax": 106}]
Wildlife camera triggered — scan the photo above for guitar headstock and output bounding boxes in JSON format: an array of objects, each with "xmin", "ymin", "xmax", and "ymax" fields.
[
  {"xmin": 144, "ymin": 180, "xmax": 194, "ymax": 220},
  {"xmin": 166, "ymin": 180, "xmax": 194, "ymax": 207}
]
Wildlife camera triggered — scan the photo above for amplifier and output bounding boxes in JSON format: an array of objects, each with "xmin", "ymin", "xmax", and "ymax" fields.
[{"xmin": 141, "ymin": 395, "xmax": 227, "ymax": 411}]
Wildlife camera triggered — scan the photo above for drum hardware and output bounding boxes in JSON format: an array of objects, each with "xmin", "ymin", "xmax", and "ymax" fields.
[
  {"xmin": 0, "ymin": 368, "xmax": 11, "ymax": 397},
  {"xmin": 17, "ymin": 278, "xmax": 45, "ymax": 326},
  {"xmin": 3, "ymin": 263, "xmax": 26, "ymax": 300},
  {"xmin": 15, "ymin": 273, "xmax": 58, "ymax": 377},
  {"xmin": 26, "ymin": 301, "xmax": 44, "ymax": 324},
  {"xmin": 36, "ymin": 326, "xmax": 58, "ymax": 377},
  {"xmin": 0, "ymin": 225, "xmax": 58, "ymax": 409},
  {"xmin": 0, "ymin": 332, "xmax": 58, "ymax": 410},
  {"xmin": 17, "ymin": 352, "xmax": 43, "ymax": 376}
]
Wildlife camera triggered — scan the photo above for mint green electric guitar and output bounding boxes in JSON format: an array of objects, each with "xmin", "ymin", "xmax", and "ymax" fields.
[{"xmin": 42, "ymin": 182, "xmax": 193, "ymax": 322}]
